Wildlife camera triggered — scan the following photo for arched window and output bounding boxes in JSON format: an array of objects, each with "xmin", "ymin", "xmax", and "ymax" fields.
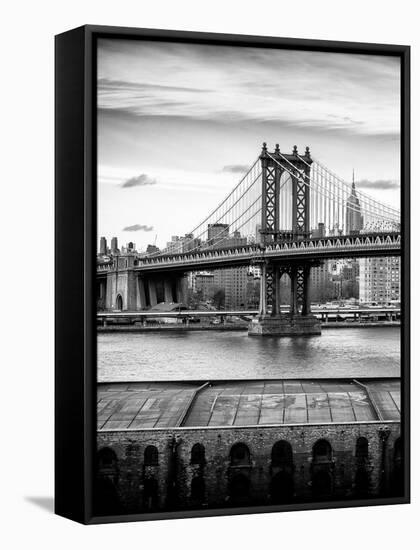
[
  {"xmin": 191, "ymin": 477, "xmax": 206, "ymax": 503},
  {"xmin": 271, "ymin": 441, "xmax": 293, "ymax": 466},
  {"xmin": 356, "ymin": 437, "xmax": 369, "ymax": 459},
  {"xmin": 97, "ymin": 447, "xmax": 118, "ymax": 470},
  {"xmin": 191, "ymin": 443, "xmax": 205, "ymax": 465},
  {"xmin": 312, "ymin": 439, "xmax": 332, "ymax": 462},
  {"xmin": 230, "ymin": 442, "xmax": 251, "ymax": 466},
  {"xmin": 116, "ymin": 294, "xmax": 123, "ymax": 310},
  {"xmin": 144, "ymin": 445, "xmax": 159, "ymax": 466}
]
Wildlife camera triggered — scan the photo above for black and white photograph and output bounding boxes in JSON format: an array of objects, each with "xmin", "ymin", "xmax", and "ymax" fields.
[
  {"xmin": 94, "ymin": 36, "xmax": 405, "ymax": 517},
  {"xmin": 3, "ymin": 0, "xmax": 419, "ymax": 544}
]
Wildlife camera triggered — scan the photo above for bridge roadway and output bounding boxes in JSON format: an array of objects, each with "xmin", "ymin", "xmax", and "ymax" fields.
[{"xmin": 97, "ymin": 232, "xmax": 401, "ymax": 276}]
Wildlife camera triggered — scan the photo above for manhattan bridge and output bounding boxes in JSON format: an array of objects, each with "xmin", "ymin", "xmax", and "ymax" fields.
[{"xmin": 97, "ymin": 143, "xmax": 401, "ymax": 335}]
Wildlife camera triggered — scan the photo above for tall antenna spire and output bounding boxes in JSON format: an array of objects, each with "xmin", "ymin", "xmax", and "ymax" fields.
[{"xmin": 352, "ymin": 168, "xmax": 355, "ymax": 190}]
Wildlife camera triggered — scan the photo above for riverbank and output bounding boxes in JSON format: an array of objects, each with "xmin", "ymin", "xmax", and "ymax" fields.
[{"xmin": 97, "ymin": 321, "xmax": 400, "ymax": 333}]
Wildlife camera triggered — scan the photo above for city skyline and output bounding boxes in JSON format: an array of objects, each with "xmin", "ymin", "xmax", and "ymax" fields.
[
  {"xmin": 97, "ymin": 173, "xmax": 385, "ymax": 255},
  {"xmin": 97, "ymin": 39, "xmax": 400, "ymax": 251}
]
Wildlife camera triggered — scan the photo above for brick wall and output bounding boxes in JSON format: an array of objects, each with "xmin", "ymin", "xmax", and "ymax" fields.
[{"xmin": 96, "ymin": 422, "xmax": 401, "ymax": 515}]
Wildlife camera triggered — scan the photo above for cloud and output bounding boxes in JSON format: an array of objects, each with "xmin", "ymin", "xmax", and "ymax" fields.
[
  {"xmin": 98, "ymin": 77, "xmax": 210, "ymax": 95},
  {"xmin": 123, "ymin": 224, "xmax": 154, "ymax": 232},
  {"xmin": 97, "ymin": 41, "xmax": 400, "ymax": 137},
  {"xmin": 222, "ymin": 164, "xmax": 249, "ymax": 174},
  {"xmin": 356, "ymin": 179, "xmax": 399, "ymax": 190},
  {"xmin": 121, "ymin": 174, "xmax": 157, "ymax": 188}
]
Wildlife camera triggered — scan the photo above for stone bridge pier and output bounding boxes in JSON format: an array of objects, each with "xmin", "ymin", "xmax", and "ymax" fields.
[{"xmin": 97, "ymin": 258, "xmax": 187, "ymax": 312}]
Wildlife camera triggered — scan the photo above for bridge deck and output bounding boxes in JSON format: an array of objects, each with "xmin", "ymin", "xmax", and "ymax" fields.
[{"xmin": 97, "ymin": 379, "xmax": 400, "ymax": 430}]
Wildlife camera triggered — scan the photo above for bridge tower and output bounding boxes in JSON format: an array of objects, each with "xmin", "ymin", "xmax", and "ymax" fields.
[{"xmin": 249, "ymin": 143, "xmax": 321, "ymax": 336}]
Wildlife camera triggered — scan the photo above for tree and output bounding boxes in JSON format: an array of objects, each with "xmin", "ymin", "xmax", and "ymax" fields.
[{"xmin": 212, "ymin": 288, "xmax": 225, "ymax": 310}]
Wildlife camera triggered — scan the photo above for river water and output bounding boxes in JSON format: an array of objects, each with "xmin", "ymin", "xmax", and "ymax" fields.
[{"xmin": 97, "ymin": 327, "xmax": 400, "ymax": 382}]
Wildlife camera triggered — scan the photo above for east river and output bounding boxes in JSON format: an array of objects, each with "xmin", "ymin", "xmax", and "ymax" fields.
[{"xmin": 97, "ymin": 327, "xmax": 400, "ymax": 382}]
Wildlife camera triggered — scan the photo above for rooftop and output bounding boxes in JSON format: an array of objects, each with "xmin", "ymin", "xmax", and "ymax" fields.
[{"xmin": 97, "ymin": 379, "xmax": 400, "ymax": 431}]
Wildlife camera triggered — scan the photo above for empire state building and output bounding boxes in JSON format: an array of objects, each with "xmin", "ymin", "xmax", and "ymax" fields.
[{"xmin": 345, "ymin": 170, "xmax": 364, "ymax": 234}]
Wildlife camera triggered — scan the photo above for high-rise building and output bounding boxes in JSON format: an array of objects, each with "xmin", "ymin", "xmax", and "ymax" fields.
[
  {"xmin": 312, "ymin": 223, "xmax": 326, "ymax": 238},
  {"xmin": 207, "ymin": 224, "xmax": 247, "ymax": 250},
  {"xmin": 99, "ymin": 236, "xmax": 107, "ymax": 255},
  {"xmin": 146, "ymin": 244, "xmax": 159, "ymax": 254},
  {"xmin": 359, "ymin": 257, "xmax": 400, "ymax": 304},
  {"xmin": 310, "ymin": 262, "xmax": 334, "ymax": 303},
  {"xmin": 194, "ymin": 272, "xmax": 216, "ymax": 301},
  {"xmin": 182, "ymin": 233, "xmax": 201, "ymax": 253},
  {"xmin": 329, "ymin": 259, "xmax": 359, "ymax": 300},
  {"xmin": 110, "ymin": 237, "xmax": 119, "ymax": 255},
  {"xmin": 345, "ymin": 171, "xmax": 364, "ymax": 234},
  {"xmin": 213, "ymin": 266, "xmax": 250, "ymax": 309},
  {"xmin": 166, "ymin": 234, "xmax": 201, "ymax": 254},
  {"xmin": 166, "ymin": 236, "xmax": 183, "ymax": 254},
  {"xmin": 359, "ymin": 220, "xmax": 401, "ymax": 304},
  {"xmin": 226, "ymin": 230, "xmax": 247, "ymax": 248},
  {"xmin": 255, "ymin": 224, "xmax": 263, "ymax": 244},
  {"xmin": 207, "ymin": 223, "xmax": 229, "ymax": 247}
]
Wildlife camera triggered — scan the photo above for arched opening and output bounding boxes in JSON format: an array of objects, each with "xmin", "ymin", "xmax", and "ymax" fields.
[
  {"xmin": 116, "ymin": 294, "xmax": 123, "ymax": 310},
  {"xmin": 143, "ymin": 477, "xmax": 159, "ymax": 510},
  {"xmin": 391, "ymin": 437, "xmax": 403, "ymax": 496},
  {"xmin": 312, "ymin": 439, "xmax": 333, "ymax": 500},
  {"xmin": 312, "ymin": 439, "xmax": 332, "ymax": 463},
  {"xmin": 144, "ymin": 445, "xmax": 159, "ymax": 466},
  {"xmin": 356, "ymin": 437, "xmax": 369, "ymax": 460},
  {"xmin": 230, "ymin": 442, "xmax": 251, "ymax": 467},
  {"xmin": 191, "ymin": 476, "xmax": 206, "ymax": 504},
  {"xmin": 312, "ymin": 470, "xmax": 333, "ymax": 499},
  {"xmin": 97, "ymin": 447, "xmax": 118, "ymax": 470},
  {"xmin": 354, "ymin": 467, "xmax": 370, "ymax": 497},
  {"xmin": 191, "ymin": 443, "xmax": 205, "ymax": 465},
  {"xmin": 270, "ymin": 471, "xmax": 294, "ymax": 504},
  {"xmin": 229, "ymin": 473, "xmax": 250, "ymax": 504},
  {"xmin": 95, "ymin": 447, "xmax": 120, "ymax": 515},
  {"xmin": 271, "ymin": 441, "xmax": 293, "ymax": 467}
]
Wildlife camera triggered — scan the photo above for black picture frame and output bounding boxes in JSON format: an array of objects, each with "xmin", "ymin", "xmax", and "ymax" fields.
[{"xmin": 55, "ymin": 25, "xmax": 410, "ymax": 525}]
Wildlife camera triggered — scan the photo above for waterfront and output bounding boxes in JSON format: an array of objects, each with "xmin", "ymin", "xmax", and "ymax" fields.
[{"xmin": 97, "ymin": 326, "xmax": 400, "ymax": 382}]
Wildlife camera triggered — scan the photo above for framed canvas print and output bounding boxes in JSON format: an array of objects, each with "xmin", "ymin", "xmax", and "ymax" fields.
[{"xmin": 55, "ymin": 25, "xmax": 410, "ymax": 524}]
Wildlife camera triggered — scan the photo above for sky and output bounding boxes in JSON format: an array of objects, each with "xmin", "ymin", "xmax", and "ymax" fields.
[{"xmin": 97, "ymin": 39, "xmax": 401, "ymax": 251}]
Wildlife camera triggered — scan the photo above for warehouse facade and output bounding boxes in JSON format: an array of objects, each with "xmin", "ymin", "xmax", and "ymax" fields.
[{"xmin": 95, "ymin": 379, "xmax": 402, "ymax": 515}]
